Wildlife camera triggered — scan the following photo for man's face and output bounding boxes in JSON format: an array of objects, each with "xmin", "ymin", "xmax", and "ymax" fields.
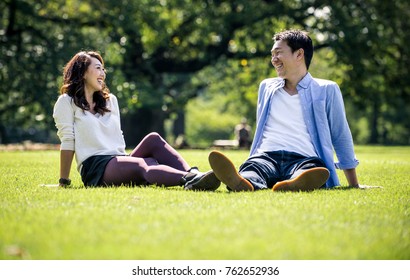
[{"xmin": 271, "ymin": 40, "xmax": 300, "ymax": 79}]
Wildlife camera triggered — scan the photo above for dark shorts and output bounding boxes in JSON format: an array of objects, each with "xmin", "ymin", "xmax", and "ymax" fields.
[{"xmin": 80, "ymin": 155, "xmax": 115, "ymax": 187}]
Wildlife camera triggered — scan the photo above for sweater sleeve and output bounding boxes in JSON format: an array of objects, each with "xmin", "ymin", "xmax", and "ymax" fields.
[{"xmin": 53, "ymin": 95, "xmax": 75, "ymax": 151}]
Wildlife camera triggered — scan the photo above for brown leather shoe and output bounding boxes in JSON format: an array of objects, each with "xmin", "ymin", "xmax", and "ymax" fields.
[
  {"xmin": 208, "ymin": 150, "xmax": 254, "ymax": 192},
  {"xmin": 272, "ymin": 167, "xmax": 329, "ymax": 192}
]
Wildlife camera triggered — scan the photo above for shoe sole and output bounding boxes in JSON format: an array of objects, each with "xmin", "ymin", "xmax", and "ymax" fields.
[
  {"xmin": 208, "ymin": 151, "xmax": 254, "ymax": 192},
  {"xmin": 272, "ymin": 167, "xmax": 329, "ymax": 192},
  {"xmin": 185, "ymin": 170, "xmax": 221, "ymax": 191}
]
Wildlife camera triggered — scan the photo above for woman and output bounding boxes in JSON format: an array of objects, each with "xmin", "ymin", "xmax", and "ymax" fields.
[{"xmin": 53, "ymin": 51, "xmax": 220, "ymax": 190}]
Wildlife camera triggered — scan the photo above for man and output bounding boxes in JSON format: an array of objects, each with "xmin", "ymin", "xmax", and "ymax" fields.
[
  {"xmin": 209, "ymin": 29, "xmax": 360, "ymax": 192},
  {"xmin": 234, "ymin": 118, "xmax": 252, "ymax": 149}
]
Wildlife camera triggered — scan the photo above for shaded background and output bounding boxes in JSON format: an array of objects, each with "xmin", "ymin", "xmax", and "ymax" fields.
[{"xmin": 1, "ymin": 0, "xmax": 409, "ymax": 147}]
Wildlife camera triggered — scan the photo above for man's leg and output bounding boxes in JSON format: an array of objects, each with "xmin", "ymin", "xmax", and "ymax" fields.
[
  {"xmin": 208, "ymin": 151, "xmax": 281, "ymax": 191},
  {"xmin": 208, "ymin": 151, "xmax": 254, "ymax": 192},
  {"xmin": 272, "ymin": 155, "xmax": 329, "ymax": 192}
]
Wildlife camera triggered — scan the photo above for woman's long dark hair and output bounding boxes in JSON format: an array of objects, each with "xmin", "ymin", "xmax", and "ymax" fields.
[{"xmin": 60, "ymin": 51, "xmax": 110, "ymax": 115}]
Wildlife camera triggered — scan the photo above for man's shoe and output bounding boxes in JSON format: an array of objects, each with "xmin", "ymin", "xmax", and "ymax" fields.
[
  {"xmin": 208, "ymin": 150, "xmax": 254, "ymax": 192},
  {"xmin": 272, "ymin": 167, "xmax": 329, "ymax": 192},
  {"xmin": 184, "ymin": 170, "xmax": 221, "ymax": 191}
]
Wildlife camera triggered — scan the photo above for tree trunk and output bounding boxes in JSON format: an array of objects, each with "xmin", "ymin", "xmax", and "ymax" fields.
[
  {"xmin": 0, "ymin": 124, "xmax": 9, "ymax": 144},
  {"xmin": 369, "ymin": 100, "xmax": 380, "ymax": 144},
  {"xmin": 172, "ymin": 111, "xmax": 185, "ymax": 138},
  {"xmin": 121, "ymin": 108, "xmax": 166, "ymax": 148}
]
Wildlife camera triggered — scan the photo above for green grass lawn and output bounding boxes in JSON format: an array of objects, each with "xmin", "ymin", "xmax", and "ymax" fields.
[{"xmin": 0, "ymin": 146, "xmax": 409, "ymax": 260}]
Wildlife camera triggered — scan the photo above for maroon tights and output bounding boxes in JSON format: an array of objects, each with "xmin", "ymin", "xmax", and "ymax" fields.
[{"xmin": 102, "ymin": 132, "xmax": 190, "ymax": 186}]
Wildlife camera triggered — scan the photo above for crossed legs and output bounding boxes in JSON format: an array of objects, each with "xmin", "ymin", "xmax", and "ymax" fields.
[
  {"xmin": 102, "ymin": 132, "xmax": 190, "ymax": 186},
  {"xmin": 102, "ymin": 132, "xmax": 220, "ymax": 190},
  {"xmin": 208, "ymin": 150, "xmax": 329, "ymax": 192}
]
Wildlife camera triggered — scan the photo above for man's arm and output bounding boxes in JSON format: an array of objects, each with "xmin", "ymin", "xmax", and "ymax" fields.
[
  {"xmin": 343, "ymin": 168, "xmax": 382, "ymax": 189},
  {"xmin": 343, "ymin": 168, "xmax": 359, "ymax": 188}
]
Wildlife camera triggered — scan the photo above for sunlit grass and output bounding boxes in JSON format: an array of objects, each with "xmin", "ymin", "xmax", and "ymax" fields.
[{"xmin": 0, "ymin": 146, "xmax": 409, "ymax": 259}]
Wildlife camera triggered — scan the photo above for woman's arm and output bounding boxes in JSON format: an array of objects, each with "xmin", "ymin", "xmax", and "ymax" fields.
[
  {"xmin": 59, "ymin": 150, "xmax": 74, "ymax": 186},
  {"xmin": 53, "ymin": 95, "xmax": 75, "ymax": 186}
]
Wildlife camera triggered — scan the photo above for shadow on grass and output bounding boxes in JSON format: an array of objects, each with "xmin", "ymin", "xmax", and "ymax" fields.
[{"xmin": 56, "ymin": 184, "xmax": 382, "ymax": 193}]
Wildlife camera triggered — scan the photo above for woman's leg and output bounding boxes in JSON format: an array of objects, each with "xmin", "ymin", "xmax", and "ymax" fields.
[
  {"xmin": 129, "ymin": 132, "xmax": 190, "ymax": 171},
  {"xmin": 104, "ymin": 133, "xmax": 220, "ymax": 189},
  {"xmin": 101, "ymin": 156, "xmax": 187, "ymax": 186}
]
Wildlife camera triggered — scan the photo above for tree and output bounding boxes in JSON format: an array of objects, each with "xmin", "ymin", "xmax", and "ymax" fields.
[
  {"xmin": 1, "ymin": 0, "xmax": 291, "ymax": 145},
  {"xmin": 100, "ymin": 0, "xmax": 293, "ymax": 146},
  {"xmin": 1, "ymin": 0, "xmax": 409, "ymax": 146},
  {"xmin": 306, "ymin": 0, "xmax": 410, "ymax": 144},
  {"xmin": 186, "ymin": 0, "xmax": 410, "ymax": 145},
  {"xmin": 0, "ymin": 0, "xmax": 108, "ymax": 143}
]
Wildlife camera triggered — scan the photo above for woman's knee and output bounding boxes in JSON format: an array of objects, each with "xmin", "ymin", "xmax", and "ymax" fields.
[{"xmin": 143, "ymin": 132, "xmax": 166, "ymax": 145}]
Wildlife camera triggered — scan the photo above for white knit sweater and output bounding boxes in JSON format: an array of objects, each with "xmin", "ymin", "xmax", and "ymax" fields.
[{"xmin": 53, "ymin": 93, "xmax": 126, "ymax": 172}]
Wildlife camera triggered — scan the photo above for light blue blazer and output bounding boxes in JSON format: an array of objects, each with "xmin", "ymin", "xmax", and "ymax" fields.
[{"xmin": 249, "ymin": 73, "xmax": 359, "ymax": 187}]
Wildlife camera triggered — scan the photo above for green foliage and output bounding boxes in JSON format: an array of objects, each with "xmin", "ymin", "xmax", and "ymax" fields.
[
  {"xmin": 1, "ymin": 0, "xmax": 409, "ymax": 145},
  {"xmin": 186, "ymin": 97, "xmax": 239, "ymax": 147},
  {"xmin": 313, "ymin": 0, "xmax": 410, "ymax": 144},
  {"xmin": 0, "ymin": 147, "xmax": 409, "ymax": 259},
  {"xmin": 186, "ymin": 47, "xmax": 356, "ymax": 146},
  {"xmin": 185, "ymin": 57, "xmax": 266, "ymax": 146}
]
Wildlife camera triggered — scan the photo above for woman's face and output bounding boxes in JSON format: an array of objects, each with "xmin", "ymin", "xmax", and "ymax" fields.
[{"xmin": 83, "ymin": 57, "xmax": 106, "ymax": 93}]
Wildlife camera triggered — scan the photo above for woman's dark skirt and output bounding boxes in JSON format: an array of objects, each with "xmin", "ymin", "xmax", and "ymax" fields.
[{"xmin": 80, "ymin": 155, "xmax": 115, "ymax": 187}]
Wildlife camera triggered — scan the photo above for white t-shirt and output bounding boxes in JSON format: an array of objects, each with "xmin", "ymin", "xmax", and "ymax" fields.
[
  {"xmin": 257, "ymin": 87, "xmax": 317, "ymax": 157},
  {"xmin": 53, "ymin": 93, "xmax": 126, "ymax": 171}
]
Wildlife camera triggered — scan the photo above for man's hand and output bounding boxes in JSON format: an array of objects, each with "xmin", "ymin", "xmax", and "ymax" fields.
[{"xmin": 353, "ymin": 184, "xmax": 383, "ymax": 189}]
